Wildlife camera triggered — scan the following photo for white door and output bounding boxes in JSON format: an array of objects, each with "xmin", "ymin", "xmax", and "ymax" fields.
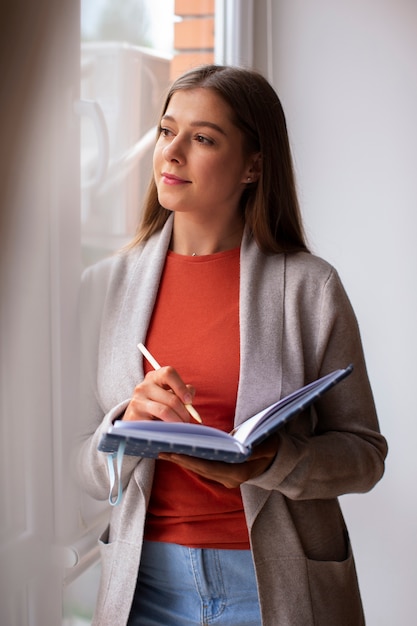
[{"xmin": 0, "ymin": 1, "xmax": 81, "ymax": 625}]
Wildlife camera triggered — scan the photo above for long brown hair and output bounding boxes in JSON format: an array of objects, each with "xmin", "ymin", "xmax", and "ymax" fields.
[{"xmin": 130, "ymin": 65, "xmax": 309, "ymax": 254}]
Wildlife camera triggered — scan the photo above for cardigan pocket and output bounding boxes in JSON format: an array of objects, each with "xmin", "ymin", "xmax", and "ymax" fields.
[
  {"xmin": 306, "ymin": 540, "xmax": 365, "ymax": 626},
  {"xmin": 92, "ymin": 525, "xmax": 116, "ymax": 624}
]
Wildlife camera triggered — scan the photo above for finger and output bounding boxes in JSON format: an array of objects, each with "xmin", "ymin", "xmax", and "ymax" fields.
[
  {"xmin": 158, "ymin": 439, "xmax": 279, "ymax": 487},
  {"xmin": 248, "ymin": 434, "xmax": 280, "ymax": 460},
  {"xmin": 151, "ymin": 366, "xmax": 195, "ymax": 405},
  {"xmin": 158, "ymin": 454, "xmax": 253, "ymax": 488},
  {"xmin": 123, "ymin": 372, "xmax": 193, "ymax": 423},
  {"xmin": 126, "ymin": 390, "xmax": 191, "ymax": 422},
  {"xmin": 158, "ymin": 454, "xmax": 232, "ymax": 481}
]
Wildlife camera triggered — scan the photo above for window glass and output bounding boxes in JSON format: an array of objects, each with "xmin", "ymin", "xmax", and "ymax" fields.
[
  {"xmin": 79, "ymin": 0, "xmax": 217, "ymax": 267},
  {"xmin": 79, "ymin": 0, "xmax": 174, "ymax": 267},
  {"xmin": 81, "ymin": 0, "xmax": 174, "ymax": 52}
]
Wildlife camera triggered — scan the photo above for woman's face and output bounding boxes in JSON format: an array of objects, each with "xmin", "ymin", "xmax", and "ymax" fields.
[{"xmin": 153, "ymin": 88, "xmax": 255, "ymax": 223}]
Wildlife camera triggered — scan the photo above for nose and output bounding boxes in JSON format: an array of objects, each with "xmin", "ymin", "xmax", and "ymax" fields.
[{"xmin": 163, "ymin": 135, "xmax": 184, "ymax": 164}]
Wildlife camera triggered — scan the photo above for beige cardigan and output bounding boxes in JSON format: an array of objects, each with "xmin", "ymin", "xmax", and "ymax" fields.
[{"xmin": 76, "ymin": 216, "xmax": 387, "ymax": 625}]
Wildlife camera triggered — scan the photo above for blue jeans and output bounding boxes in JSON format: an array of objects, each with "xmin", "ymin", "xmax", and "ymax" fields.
[{"xmin": 127, "ymin": 540, "xmax": 262, "ymax": 625}]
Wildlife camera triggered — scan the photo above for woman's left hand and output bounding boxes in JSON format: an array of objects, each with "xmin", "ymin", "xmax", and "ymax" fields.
[{"xmin": 158, "ymin": 434, "xmax": 280, "ymax": 488}]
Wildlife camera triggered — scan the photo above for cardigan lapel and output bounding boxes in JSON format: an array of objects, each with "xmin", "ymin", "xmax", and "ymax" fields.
[
  {"xmin": 97, "ymin": 217, "xmax": 174, "ymax": 410},
  {"xmin": 235, "ymin": 232, "xmax": 285, "ymax": 427},
  {"xmin": 236, "ymin": 233, "xmax": 286, "ymax": 530}
]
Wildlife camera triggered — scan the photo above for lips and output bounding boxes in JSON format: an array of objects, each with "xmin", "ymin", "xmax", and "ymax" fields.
[{"xmin": 161, "ymin": 172, "xmax": 191, "ymax": 185}]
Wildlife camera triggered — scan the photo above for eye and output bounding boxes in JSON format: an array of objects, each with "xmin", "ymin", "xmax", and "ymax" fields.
[
  {"xmin": 195, "ymin": 134, "xmax": 214, "ymax": 146},
  {"xmin": 159, "ymin": 126, "xmax": 173, "ymax": 138}
]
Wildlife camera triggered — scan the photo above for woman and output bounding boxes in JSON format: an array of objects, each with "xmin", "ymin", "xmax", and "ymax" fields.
[{"xmin": 77, "ymin": 65, "xmax": 387, "ymax": 625}]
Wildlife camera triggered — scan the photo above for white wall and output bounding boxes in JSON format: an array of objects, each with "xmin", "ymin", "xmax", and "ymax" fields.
[{"xmin": 256, "ymin": 1, "xmax": 417, "ymax": 624}]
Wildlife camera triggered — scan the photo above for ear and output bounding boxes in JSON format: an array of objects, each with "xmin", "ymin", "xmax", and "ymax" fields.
[{"xmin": 242, "ymin": 152, "xmax": 262, "ymax": 184}]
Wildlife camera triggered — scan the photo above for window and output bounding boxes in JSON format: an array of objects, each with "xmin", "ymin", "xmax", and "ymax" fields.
[{"xmin": 79, "ymin": 0, "xmax": 216, "ymax": 267}]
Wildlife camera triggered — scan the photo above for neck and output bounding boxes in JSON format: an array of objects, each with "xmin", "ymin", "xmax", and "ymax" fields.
[{"xmin": 170, "ymin": 214, "xmax": 244, "ymax": 256}]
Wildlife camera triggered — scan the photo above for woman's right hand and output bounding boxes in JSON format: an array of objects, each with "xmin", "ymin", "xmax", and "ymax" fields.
[{"xmin": 122, "ymin": 366, "xmax": 196, "ymax": 423}]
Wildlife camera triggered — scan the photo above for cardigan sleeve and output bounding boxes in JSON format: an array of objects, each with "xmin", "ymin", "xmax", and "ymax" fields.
[
  {"xmin": 72, "ymin": 261, "xmax": 142, "ymax": 503},
  {"xmin": 73, "ymin": 220, "xmax": 174, "ymax": 503},
  {"xmin": 246, "ymin": 266, "xmax": 388, "ymax": 499}
]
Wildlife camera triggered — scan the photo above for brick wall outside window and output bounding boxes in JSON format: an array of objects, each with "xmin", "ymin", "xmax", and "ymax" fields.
[{"xmin": 171, "ymin": 0, "xmax": 215, "ymax": 79}]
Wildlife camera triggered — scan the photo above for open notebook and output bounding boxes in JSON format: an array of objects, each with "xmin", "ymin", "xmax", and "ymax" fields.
[{"xmin": 98, "ymin": 365, "xmax": 353, "ymax": 505}]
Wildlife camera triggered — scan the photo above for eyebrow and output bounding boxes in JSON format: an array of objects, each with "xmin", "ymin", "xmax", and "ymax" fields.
[{"xmin": 161, "ymin": 115, "xmax": 227, "ymax": 136}]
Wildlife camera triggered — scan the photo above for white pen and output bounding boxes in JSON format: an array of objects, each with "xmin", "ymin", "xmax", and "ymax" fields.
[{"xmin": 137, "ymin": 343, "xmax": 203, "ymax": 424}]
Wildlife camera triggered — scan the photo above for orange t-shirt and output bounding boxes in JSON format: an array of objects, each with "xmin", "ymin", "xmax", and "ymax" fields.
[{"xmin": 143, "ymin": 247, "xmax": 250, "ymax": 549}]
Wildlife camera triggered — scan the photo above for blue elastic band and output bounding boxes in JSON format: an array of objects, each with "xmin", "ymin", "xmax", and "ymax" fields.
[{"xmin": 106, "ymin": 440, "xmax": 126, "ymax": 506}]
